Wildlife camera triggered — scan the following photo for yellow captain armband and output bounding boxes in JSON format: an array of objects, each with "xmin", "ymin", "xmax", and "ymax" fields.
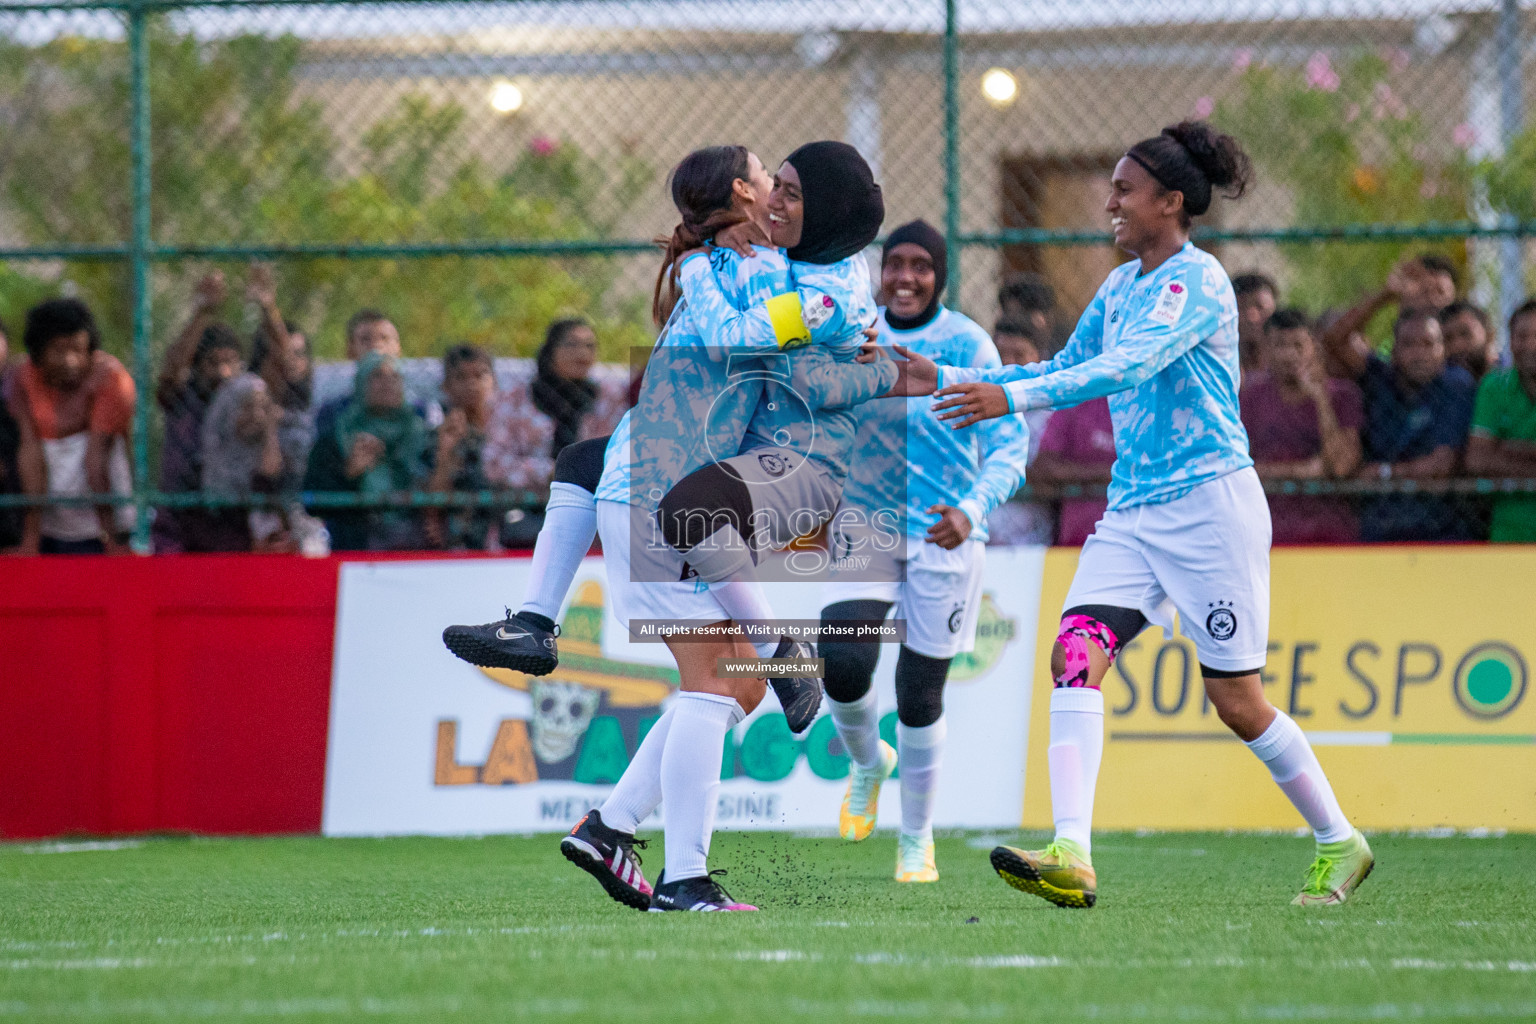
[{"xmin": 764, "ymin": 291, "xmax": 812, "ymax": 350}]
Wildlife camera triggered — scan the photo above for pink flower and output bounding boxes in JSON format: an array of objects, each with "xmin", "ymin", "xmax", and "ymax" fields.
[
  {"xmin": 1232, "ymin": 48, "xmax": 1254, "ymax": 72},
  {"xmin": 1385, "ymin": 46, "xmax": 1411, "ymax": 74},
  {"xmin": 1305, "ymin": 52, "xmax": 1340, "ymax": 92},
  {"xmin": 1453, "ymin": 123, "xmax": 1478, "ymax": 149},
  {"xmin": 1344, "ymin": 103, "xmax": 1361, "ymax": 123},
  {"xmin": 1373, "ymin": 81, "xmax": 1393, "ymax": 103},
  {"xmin": 528, "ymin": 134, "xmax": 557, "ymax": 156},
  {"xmin": 1193, "ymin": 96, "xmax": 1215, "ymax": 119}
]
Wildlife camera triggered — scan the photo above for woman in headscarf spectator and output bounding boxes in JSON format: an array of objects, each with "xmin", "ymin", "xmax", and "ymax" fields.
[
  {"xmin": 303, "ymin": 352, "xmax": 428, "ymax": 551},
  {"xmin": 200, "ymin": 374, "xmax": 286, "ymax": 551},
  {"xmin": 483, "ymin": 317, "xmax": 627, "ymax": 544}
]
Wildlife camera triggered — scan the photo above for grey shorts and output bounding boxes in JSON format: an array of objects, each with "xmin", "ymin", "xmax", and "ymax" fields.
[{"xmin": 722, "ymin": 447, "xmax": 843, "ymax": 553}]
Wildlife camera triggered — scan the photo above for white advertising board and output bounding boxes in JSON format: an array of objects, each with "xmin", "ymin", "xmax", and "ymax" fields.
[{"xmin": 323, "ymin": 549, "xmax": 1045, "ymax": 836}]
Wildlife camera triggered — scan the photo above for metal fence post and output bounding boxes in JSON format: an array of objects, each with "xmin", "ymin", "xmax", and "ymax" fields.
[
  {"xmin": 942, "ymin": 0, "xmax": 960, "ymax": 309},
  {"xmin": 128, "ymin": 0, "xmax": 153, "ymax": 553}
]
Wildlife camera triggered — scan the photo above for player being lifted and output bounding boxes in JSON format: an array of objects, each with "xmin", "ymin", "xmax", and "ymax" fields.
[
  {"xmin": 818, "ymin": 220, "xmax": 1031, "ymax": 883},
  {"xmin": 895, "ymin": 121, "xmax": 1373, "ymax": 908}
]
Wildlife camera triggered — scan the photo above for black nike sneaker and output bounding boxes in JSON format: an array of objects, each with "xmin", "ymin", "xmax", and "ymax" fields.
[
  {"xmin": 442, "ymin": 609, "xmax": 559, "ymax": 675},
  {"xmin": 769, "ymin": 636, "xmax": 823, "ymax": 735},
  {"xmin": 648, "ymin": 870, "xmax": 757, "ymax": 912},
  {"xmin": 559, "ymin": 809, "xmax": 652, "ymax": 911}
]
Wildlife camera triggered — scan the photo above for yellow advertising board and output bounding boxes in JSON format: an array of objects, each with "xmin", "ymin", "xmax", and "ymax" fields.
[{"xmin": 1022, "ymin": 546, "xmax": 1536, "ymax": 830}]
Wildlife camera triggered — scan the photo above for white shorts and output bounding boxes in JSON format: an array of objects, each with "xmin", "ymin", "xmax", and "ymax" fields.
[
  {"xmin": 1063, "ymin": 468, "xmax": 1271, "ymax": 672},
  {"xmin": 821, "ymin": 527, "xmax": 986, "ymax": 660},
  {"xmin": 596, "ymin": 499, "xmax": 731, "ymax": 631}
]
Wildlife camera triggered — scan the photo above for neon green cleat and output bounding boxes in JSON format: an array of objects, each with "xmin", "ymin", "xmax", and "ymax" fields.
[
  {"xmin": 1292, "ymin": 829, "xmax": 1374, "ymax": 906},
  {"xmin": 895, "ymin": 832, "xmax": 938, "ymax": 883},
  {"xmin": 989, "ymin": 837, "xmax": 1096, "ymax": 909},
  {"xmin": 839, "ymin": 740, "xmax": 897, "ymax": 841}
]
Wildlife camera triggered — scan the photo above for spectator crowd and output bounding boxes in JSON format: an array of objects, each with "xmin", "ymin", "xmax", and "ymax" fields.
[{"xmin": 2, "ymin": 251, "xmax": 1535, "ymax": 556}]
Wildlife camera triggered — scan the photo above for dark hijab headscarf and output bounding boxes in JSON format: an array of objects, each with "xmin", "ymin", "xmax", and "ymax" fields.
[
  {"xmin": 783, "ymin": 141, "xmax": 884, "ymax": 265},
  {"xmin": 531, "ymin": 318, "xmax": 598, "ymax": 458},
  {"xmin": 881, "ymin": 219, "xmax": 948, "ymax": 331}
]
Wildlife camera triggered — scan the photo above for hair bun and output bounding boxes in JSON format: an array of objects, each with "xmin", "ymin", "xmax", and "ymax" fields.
[{"xmin": 1162, "ymin": 120, "xmax": 1253, "ymax": 199}]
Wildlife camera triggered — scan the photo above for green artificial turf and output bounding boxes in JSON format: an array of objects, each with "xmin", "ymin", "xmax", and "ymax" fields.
[{"xmin": 2, "ymin": 831, "xmax": 1534, "ymax": 1022}]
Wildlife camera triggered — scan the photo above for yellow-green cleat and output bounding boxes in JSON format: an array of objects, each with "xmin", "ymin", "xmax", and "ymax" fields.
[
  {"xmin": 1292, "ymin": 829, "xmax": 1374, "ymax": 906},
  {"xmin": 990, "ymin": 838, "xmax": 1096, "ymax": 909},
  {"xmin": 839, "ymin": 740, "xmax": 897, "ymax": 842},
  {"xmin": 895, "ymin": 832, "xmax": 938, "ymax": 883}
]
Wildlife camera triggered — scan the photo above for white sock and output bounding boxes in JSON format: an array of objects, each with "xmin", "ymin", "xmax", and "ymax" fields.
[
  {"xmin": 1245, "ymin": 711, "xmax": 1353, "ymax": 844},
  {"xmin": 1048, "ymin": 687, "xmax": 1104, "ymax": 855},
  {"xmin": 598, "ymin": 705, "xmax": 673, "ymax": 834},
  {"xmin": 520, "ymin": 482, "xmax": 596, "ymax": 622},
  {"xmin": 660, "ymin": 691, "xmax": 744, "ymax": 881},
  {"xmin": 827, "ymin": 688, "xmax": 883, "ymax": 771},
  {"xmin": 711, "ymin": 579, "xmax": 780, "ymax": 657},
  {"xmin": 897, "ymin": 717, "xmax": 946, "ymax": 840}
]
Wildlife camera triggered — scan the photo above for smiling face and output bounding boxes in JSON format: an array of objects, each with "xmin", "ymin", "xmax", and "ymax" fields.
[
  {"xmin": 881, "ymin": 242, "xmax": 937, "ymax": 321},
  {"xmin": 767, "ymin": 161, "xmax": 804, "ymax": 249},
  {"xmin": 1107, "ymin": 156, "xmax": 1182, "ymax": 257}
]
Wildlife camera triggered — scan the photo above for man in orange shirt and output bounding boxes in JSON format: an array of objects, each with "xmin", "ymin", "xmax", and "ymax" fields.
[{"xmin": 10, "ymin": 299, "xmax": 136, "ymax": 554}]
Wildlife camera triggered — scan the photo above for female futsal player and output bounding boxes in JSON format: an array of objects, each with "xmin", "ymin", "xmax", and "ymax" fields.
[
  {"xmin": 653, "ymin": 142, "xmax": 897, "ymax": 660},
  {"xmin": 819, "ymin": 220, "xmax": 1031, "ymax": 883},
  {"xmin": 897, "ymin": 121, "xmax": 1372, "ymax": 908},
  {"xmin": 558, "ymin": 144, "xmax": 888, "ymax": 913}
]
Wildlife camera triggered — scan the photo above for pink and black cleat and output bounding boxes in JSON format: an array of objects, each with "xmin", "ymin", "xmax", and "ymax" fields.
[
  {"xmin": 559, "ymin": 810, "xmax": 653, "ymax": 911},
  {"xmin": 648, "ymin": 870, "xmax": 757, "ymax": 912}
]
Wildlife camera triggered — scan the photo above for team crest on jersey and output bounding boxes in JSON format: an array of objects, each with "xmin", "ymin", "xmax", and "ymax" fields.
[
  {"xmin": 1205, "ymin": 600, "xmax": 1237, "ymax": 641},
  {"xmin": 1149, "ymin": 280, "xmax": 1188, "ymax": 326},
  {"xmin": 947, "ymin": 604, "xmax": 965, "ymax": 634},
  {"xmin": 757, "ymin": 452, "xmax": 788, "ymax": 477}
]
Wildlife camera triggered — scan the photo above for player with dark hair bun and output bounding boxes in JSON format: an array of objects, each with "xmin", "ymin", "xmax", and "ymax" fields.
[{"xmin": 892, "ymin": 122, "xmax": 1373, "ymax": 909}]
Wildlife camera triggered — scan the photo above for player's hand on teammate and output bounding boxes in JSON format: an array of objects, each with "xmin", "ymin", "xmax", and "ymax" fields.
[
  {"xmin": 712, "ymin": 220, "xmax": 771, "ymax": 257},
  {"xmin": 925, "ymin": 504, "xmax": 972, "ymax": 549},
  {"xmin": 933, "ymin": 381, "xmax": 1009, "ymax": 427},
  {"xmin": 883, "ymin": 344, "xmax": 939, "ymax": 397}
]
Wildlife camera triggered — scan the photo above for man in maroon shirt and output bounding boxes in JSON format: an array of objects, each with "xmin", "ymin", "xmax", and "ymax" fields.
[
  {"xmin": 1240, "ymin": 308, "xmax": 1364, "ymax": 544},
  {"xmin": 1031, "ymin": 397, "xmax": 1114, "ymax": 546}
]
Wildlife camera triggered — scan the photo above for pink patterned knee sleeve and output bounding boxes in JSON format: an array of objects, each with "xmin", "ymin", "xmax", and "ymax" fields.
[{"xmin": 1054, "ymin": 614, "xmax": 1123, "ymax": 688}]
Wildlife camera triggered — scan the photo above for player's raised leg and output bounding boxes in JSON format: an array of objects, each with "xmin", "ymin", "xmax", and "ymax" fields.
[
  {"xmin": 443, "ymin": 436, "xmax": 608, "ymax": 674},
  {"xmin": 820, "ymin": 600, "xmax": 897, "ymax": 842}
]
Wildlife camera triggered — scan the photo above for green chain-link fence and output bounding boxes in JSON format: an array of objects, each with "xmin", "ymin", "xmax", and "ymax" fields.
[{"xmin": 2, "ymin": 0, "xmax": 1535, "ymax": 550}]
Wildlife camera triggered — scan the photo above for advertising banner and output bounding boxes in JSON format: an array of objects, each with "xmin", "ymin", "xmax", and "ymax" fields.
[
  {"xmin": 1022, "ymin": 547, "xmax": 1536, "ymax": 831},
  {"xmin": 324, "ymin": 548, "xmax": 1045, "ymax": 836}
]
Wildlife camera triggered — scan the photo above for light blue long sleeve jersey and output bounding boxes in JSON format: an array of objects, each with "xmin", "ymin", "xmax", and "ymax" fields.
[
  {"xmin": 841, "ymin": 307, "xmax": 1030, "ymax": 542},
  {"xmin": 595, "ymin": 244, "xmax": 791, "ymax": 508},
  {"xmin": 675, "ymin": 251, "xmax": 897, "ymax": 486},
  {"xmin": 938, "ymin": 241, "xmax": 1251, "ymax": 510}
]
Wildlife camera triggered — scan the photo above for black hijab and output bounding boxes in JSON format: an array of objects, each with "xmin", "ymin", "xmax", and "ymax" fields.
[
  {"xmin": 783, "ymin": 141, "xmax": 884, "ymax": 265},
  {"xmin": 531, "ymin": 320, "xmax": 598, "ymax": 458},
  {"xmin": 881, "ymin": 219, "xmax": 948, "ymax": 331}
]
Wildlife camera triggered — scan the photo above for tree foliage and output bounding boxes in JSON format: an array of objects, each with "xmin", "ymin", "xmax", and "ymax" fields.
[
  {"xmin": 1217, "ymin": 50, "xmax": 1472, "ymax": 318},
  {"xmin": 0, "ymin": 20, "xmax": 655, "ymax": 361}
]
